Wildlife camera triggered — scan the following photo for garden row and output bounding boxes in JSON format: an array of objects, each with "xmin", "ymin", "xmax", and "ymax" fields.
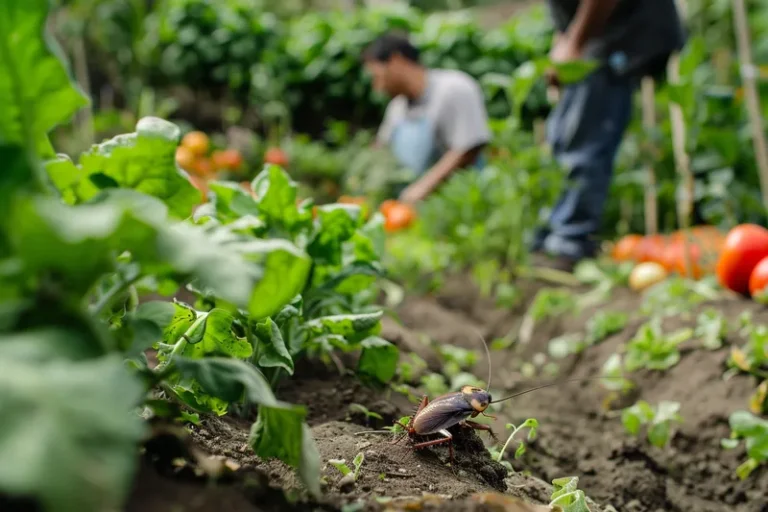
[{"xmin": 71, "ymin": 0, "xmax": 553, "ymax": 135}]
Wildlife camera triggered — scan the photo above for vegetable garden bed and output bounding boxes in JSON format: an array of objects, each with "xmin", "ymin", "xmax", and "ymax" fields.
[{"xmin": 114, "ymin": 273, "xmax": 767, "ymax": 512}]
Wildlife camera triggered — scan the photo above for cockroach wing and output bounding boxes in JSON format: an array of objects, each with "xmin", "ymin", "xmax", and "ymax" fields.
[{"xmin": 412, "ymin": 394, "xmax": 474, "ymax": 435}]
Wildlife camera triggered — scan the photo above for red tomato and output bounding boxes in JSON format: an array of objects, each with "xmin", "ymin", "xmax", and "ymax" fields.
[
  {"xmin": 264, "ymin": 147, "xmax": 289, "ymax": 167},
  {"xmin": 384, "ymin": 203, "xmax": 416, "ymax": 232},
  {"xmin": 380, "ymin": 199, "xmax": 399, "ymax": 217},
  {"xmin": 749, "ymin": 256, "xmax": 768, "ymax": 302},
  {"xmin": 612, "ymin": 234, "xmax": 643, "ymax": 262},
  {"xmin": 716, "ymin": 224, "xmax": 768, "ymax": 295}
]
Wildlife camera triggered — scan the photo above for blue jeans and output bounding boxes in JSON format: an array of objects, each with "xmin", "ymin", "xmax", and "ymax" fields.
[{"xmin": 532, "ymin": 66, "xmax": 634, "ymax": 260}]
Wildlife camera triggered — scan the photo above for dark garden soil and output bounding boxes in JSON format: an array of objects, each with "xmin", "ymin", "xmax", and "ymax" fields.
[{"xmin": 123, "ymin": 273, "xmax": 768, "ymax": 512}]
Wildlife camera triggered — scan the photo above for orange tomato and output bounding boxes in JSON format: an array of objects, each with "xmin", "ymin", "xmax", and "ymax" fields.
[
  {"xmin": 192, "ymin": 157, "xmax": 215, "ymax": 178},
  {"xmin": 379, "ymin": 199, "xmax": 399, "ymax": 217},
  {"xmin": 213, "ymin": 148, "xmax": 243, "ymax": 171},
  {"xmin": 175, "ymin": 146, "xmax": 196, "ymax": 171},
  {"xmin": 635, "ymin": 234, "xmax": 668, "ymax": 265},
  {"xmin": 716, "ymin": 224, "xmax": 768, "ymax": 296},
  {"xmin": 181, "ymin": 130, "xmax": 210, "ymax": 156},
  {"xmin": 384, "ymin": 203, "xmax": 416, "ymax": 232},
  {"xmin": 612, "ymin": 234, "xmax": 643, "ymax": 262},
  {"xmin": 264, "ymin": 147, "xmax": 289, "ymax": 167}
]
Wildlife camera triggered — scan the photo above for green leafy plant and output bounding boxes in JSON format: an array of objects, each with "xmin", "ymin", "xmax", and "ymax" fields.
[
  {"xmin": 0, "ymin": 3, "xmax": 401, "ymax": 510},
  {"xmin": 624, "ymin": 318, "xmax": 693, "ymax": 372},
  {"xmin": 549, "ymin": 476, "xmax": 592, "ymax": 512},
  {"xmin": 495, "ymin": 418, "xmax": 539, "ymax": 462},
  {"xmin": 328, "ymin": 452, "xmax": 365, "ymax": 482},
  {"xmin": 695, "ymin": 308, "xmax": 728, "ymax": 350},
  {"xmin": 621, "ymin": 400, "xmax": 683, "ymax": 448},
  {"xmin": 721, "ymin": 410, "xmax": 768, "ymax": 480}
]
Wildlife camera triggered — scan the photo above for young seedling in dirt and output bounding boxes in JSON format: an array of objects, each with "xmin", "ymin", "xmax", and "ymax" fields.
[
  {"xmin": 728, "ymin": 324, "xmax": 768, "ymax": 378},
  {"xmin": 621, "ymin": 400, "xmax": 683, "ymax": 448},
  {"xmin": 549, "ymin": 476, "xmax": 592, "ymax": 512},
  {"xmin": 695, "ymin": 308, "xmax": 728, "ymax": 350},
  {"xmin": 749, "ymin": 380, "xmax": 768, "ymax": 415},
  {"xmin": 721, "ymin": 410, "xmax": 768, "ymax": 480},
  {"xmin": 624, "ymin": 317, "xmax": 693, "ymax": 371},
  {"xmin": 549, "ymin": 310, "xmax": 628, "ymax": 360},
  {"xmin": 599, "ymin": 354, "xmax": 635, "ymax": 410},
  {"xmin": 328, "ymin": 452, "xmax": 365, "ymax": 489},
  {"xmin": 519, "ymin": 288, "xmax": 577, "ymax": 345},
  {"xmin": 347, "ymin": 403, "xmax": 383, "ymax": 424},
  {"xmin": 640, "ymin": 276, "xmax": 719, "ymax": 318},
  {"xmin": 494, "ymin": 418, "xmax": 539, "ymax": 463},
  {"xmin": 396, "ymin": 353, "xmax": 428, "ymax": 383}
]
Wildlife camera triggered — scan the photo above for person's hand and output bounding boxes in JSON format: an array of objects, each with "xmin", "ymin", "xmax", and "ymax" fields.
[
  {"xmin": 398, "ymin": 178, "xmax": 433, "ymax": 205},
  {"xmin": 546, "ymin": 34, "xmax": 583, "ymax": 88}
]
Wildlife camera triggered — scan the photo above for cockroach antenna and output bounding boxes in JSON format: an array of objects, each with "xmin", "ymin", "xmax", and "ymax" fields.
[
  {"xmin": 468, "ymin": 326, "xmax": 493, "ymax": 391},
  {"xmin": 490, "ymin": 376, "xmax": 626, "ymax": 404}
]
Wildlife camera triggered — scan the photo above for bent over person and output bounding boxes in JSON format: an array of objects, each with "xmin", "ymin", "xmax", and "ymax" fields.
[
  {"xmin": 363, "ymin": 32, "xmax": 492, "ymax": 204},
  {"xmin": 532, "ymin": 0, "xmax": 686, "ymax": 272}
]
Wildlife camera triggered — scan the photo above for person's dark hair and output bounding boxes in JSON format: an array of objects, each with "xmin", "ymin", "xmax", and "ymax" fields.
[{"xmin": 363, "ymin": 32, "xmax": 420, "ymax": 63}]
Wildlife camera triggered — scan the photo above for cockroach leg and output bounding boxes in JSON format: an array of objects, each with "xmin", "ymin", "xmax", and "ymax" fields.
[
  {"xmin": 412, "ymin": 429, "xmax": 454, "ymax": 464},
  {"xmin": 480, "ymin": 411, "xmax": 497, "ymax": 420},
  {"xmin": 462, "ymin": 420, "xmax": 498, "ymax": 441},
  {"xmin": 390, "ymin": 419, "xmax": 412, "ymax": 444}
]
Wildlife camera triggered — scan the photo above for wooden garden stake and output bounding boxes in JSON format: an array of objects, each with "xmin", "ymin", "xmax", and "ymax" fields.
[
  {"xmin": 731, "ymin": 0, "xmax": 768, "ymax": 210},
  {"xmin": 667, "ymin": 0, "xmax": 694, "ymax": 277},
  {"xmin": 641, "ymin": 76, "xmax": 658, "ymax": 235}
]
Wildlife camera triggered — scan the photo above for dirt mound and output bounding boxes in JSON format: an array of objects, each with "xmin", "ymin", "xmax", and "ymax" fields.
[{"xmin": 399, "ymin": 274, "xmax": 768, "ymax": 512}]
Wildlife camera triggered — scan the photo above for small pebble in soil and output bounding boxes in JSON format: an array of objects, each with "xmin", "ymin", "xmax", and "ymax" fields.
[
  {"xmin": 338, "ymin": 474, "xmax": 356, "ymax": 493},
  {"xmin": 357, "ymin": 441, "xmax": 372, "ymax": 449}
]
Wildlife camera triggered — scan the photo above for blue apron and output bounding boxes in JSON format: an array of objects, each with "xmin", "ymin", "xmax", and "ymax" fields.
[{"xmin": 389, "ymin": 114, "xmax": 487, "ymax": 197}]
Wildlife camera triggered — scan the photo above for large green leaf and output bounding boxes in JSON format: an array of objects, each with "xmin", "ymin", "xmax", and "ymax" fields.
[
  {"xmin": 208, "ymin": 180, "xmax": 261, "ymax": 220},
  {"xmin": 181, "ymin": 309, "xmax": 252, "ymax": 359},
  {"xmin": 134, "ymin": 301, "xmax": 197, "ymax": 345},
  {"xmin": 251, "ymin": 165, "xmax": 312, "ymax": 232},
  {"xmin": 307, "ymin": 204, "xmax": 360, "ymax": 265},
  {"xmin": 0, "ymin": 345, "xmax": 145, "ymax": 512},
  {"xmin": 252, "ymin": 317, "xmax": 294, "ymax": 374},
  {"xmin": 45, "ymin": 117, "xmax": 199, "ymax": 218},
  {"xmin": 0, "ymin": 0, "xmax": 88, "ymax": 150},
  {"xmin": 304, "ymin": 311, "xmax": 383, "ymax": 343},
  {"xmin": 10, "ymin": 195, "xmax": 161, "ymax": 293},
  {"xmin": 357, "ymin": 336, "xmax": 399, "ymax": 385}
]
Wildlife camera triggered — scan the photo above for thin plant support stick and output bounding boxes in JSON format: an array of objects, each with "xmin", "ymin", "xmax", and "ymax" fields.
[
  {"xmin": 641, "ymin": 76, "xmax": 658, "ymax": 235},
  {"xmin": 731, "ymin": 0, "xmax": 768, "ymax": 210},
  {"xmin": 667, "ymin": 0, "xmax": 693, "ymax": 277}
]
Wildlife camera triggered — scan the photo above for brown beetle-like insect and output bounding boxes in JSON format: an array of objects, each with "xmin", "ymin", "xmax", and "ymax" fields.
[{"xmin": 382, "ymin": 328, "xmax": 618, "ymax": 463}]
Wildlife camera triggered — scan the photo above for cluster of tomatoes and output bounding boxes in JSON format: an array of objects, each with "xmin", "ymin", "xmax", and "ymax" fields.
[
  {"xmin": 613, "ymin": 223, "xmax": 768, "ymax": 300},
  {"xmin": 176, "ymin": 131, "xmax": 244, "ymax": 201}
]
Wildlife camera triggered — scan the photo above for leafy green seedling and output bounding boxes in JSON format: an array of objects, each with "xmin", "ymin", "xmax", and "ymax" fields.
[
  {"xmin": 549, "ymin": 476, "xmax": 591, "ymax": 512},
  {"xmin": 438, "ymin": 344, "xmax": 478, "ymax": 371},
  {"xmin": 548, "ymin": 333, "xmax": 586, "ymax": 359},
  {"xmin": 495, "ymin": 418, "xmax": 539, "ymax": 462},
  {"xmin": 384, "ymin": 416, "xmax": 413, "ymax": 434},
  {"xmin": 529, "ymin": 288, "xmax": 577, "ymax": 322},
  {"xmin": 640, "ymin": 276, "xmax": 718, "ymax": 317},
  {"xmin": 586, "ymin": 310, "xmax": 628, "ymax": 344},
  {"xmin": 347, "ymin": 403, "xmax": 383, "ymax": 421},
  {"xmin": 621, "ymin": 400, "xmax": 683, "ymax": 448},
  {"xmin": 624, "ymin": 318, "xmax": 692, "ymax": 371},
  {"xmin": 599, "ymin": 353, "xmax": 634, "ymax": 392},
  {"xmin": 728, "ymin": 324, "xmax": 768, "ymax": 375},
  {"xmin": 695, "ymin": 308, "xmax": 728, "ymax": 350},
  {"xmin": 396, "ymin": 353, "xmax": 428, "ymax": 383},
  {"xmin": 721, "ymin": 410, "xmax": 768, "ymax": 480},
  {"xmin": 328, "ymin": 452, "xmax": 365, "ymax": 481}
]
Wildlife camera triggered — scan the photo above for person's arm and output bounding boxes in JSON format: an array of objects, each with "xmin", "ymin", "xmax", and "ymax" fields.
[
  {"xmin": 399, "ymin": 80, "xmax": 490, "ymax": 203},
  {"xmin": 565, "ymin": 0, "xmax": 618, "ymax": 50}
]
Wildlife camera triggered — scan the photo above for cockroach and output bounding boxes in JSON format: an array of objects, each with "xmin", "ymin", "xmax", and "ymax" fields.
[{"xmin": 360, "ymin": 327, "xmax": 621, "ymax": 464}]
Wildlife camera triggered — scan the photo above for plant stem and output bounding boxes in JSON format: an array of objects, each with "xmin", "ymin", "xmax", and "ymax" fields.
[
  {"xmin": 496, "ymin": 424, "xmax": 525, "ymax": 462},
  {"xmin": 154, "ymin": 313, "xmax": 207, "ymax": 373},
  {"xmin": 89, "ymin": 273, "xmax": 142, "ymax": 316}
]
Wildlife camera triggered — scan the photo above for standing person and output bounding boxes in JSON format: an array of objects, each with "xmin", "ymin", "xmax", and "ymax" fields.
[
  {"xmin": 531, "ymin": 0, "xmax": 686, "ymax": 272},
  {"xmin": 362, "ymin": 32, "xmax": 492, "ymax": 204}
]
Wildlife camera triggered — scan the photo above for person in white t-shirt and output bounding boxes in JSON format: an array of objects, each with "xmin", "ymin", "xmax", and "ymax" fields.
[{"xmin": 362, "ymin": 32, "xmax": 492, "ymax": 204}]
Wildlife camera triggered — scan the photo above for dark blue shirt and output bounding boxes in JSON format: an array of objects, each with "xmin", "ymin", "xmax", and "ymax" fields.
[{"xmin": 546, "ymin": 0, "xmax": 686, "ymax": 78}]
